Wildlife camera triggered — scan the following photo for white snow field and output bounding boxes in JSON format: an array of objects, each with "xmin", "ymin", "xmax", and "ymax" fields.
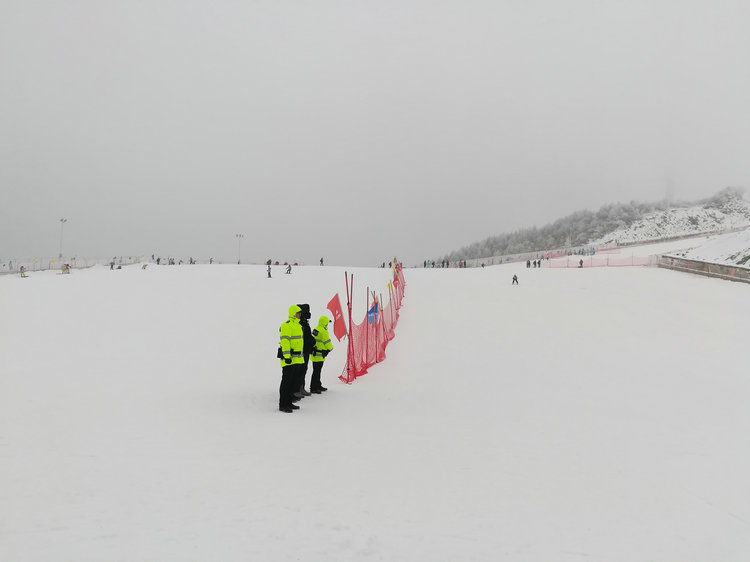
[{"xmin": 2, "ymin": 259, "xmax": 750, "ymax": 561}]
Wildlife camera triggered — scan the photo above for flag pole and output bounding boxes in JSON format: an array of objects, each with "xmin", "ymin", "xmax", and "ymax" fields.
[
  {"xmin": 372, "ymin": 291, "xmax": 380, "ymax": 363},
  {"xmin": 349, "ymin": 273, "xmax": 355, "ymax": 380},
  {"xmin": 378, "ymin": 291, "xmax": 384, "ymax": 360},
  {"xmin": 365, "ymin": 285, "xmax": 370, "ymax": 368},
  {"xmin": 342, "ymin": 272, "xmax": 356, "ymax": 383},
  {"xmin": 389, "ymin": 283, "xmax": 395, "ymax": 329},
  {"xmin": 341, "ymin": 272, "xmax": 349, "ymax": 382}
]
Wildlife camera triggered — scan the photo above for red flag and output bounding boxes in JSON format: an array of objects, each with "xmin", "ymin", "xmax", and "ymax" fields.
[{"xmin": 327, "ymin": 293, "xmax": 347, "ymax": 341}]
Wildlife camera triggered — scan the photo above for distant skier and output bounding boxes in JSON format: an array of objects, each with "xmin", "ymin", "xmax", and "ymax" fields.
[
  {"xmin": 267, "ymin": 265, "xmax": 272, "ymax": 278},
  {"xmin": 20, "ymin": 266, "xmax": 27, "ymax": 278},
  {"xmin": 286, "ymin": 264, "xmax": 292, "ymax": 274},
  {"xmin": 320, "ymin": 257, "xmax": 324, "ymax": 266},
  {"xmin": 512, "ymin": 274, "xmax": 518, "ymax": 285},
  {"xmin": 579, "ymin": 259, "xmax": 584, "ymax": 268}
]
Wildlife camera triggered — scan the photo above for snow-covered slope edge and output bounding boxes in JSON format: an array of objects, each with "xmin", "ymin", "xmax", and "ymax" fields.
[{"xmin": 663, "ymin": 228, "xmax": 750, "ymax": 268}]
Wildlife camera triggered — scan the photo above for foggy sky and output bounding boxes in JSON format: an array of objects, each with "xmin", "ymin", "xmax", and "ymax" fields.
[{"xmin": 2, "ymin": 0, "xmax": 749, "ymax": 266}]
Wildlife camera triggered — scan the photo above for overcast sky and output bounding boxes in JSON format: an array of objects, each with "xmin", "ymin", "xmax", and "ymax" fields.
[{"xmin": 2, "ymin": 0, "xmax": 749, "ymax": 266}]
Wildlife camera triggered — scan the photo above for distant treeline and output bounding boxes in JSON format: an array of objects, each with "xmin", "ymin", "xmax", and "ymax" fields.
[{"xmin": 443, "ymin": 187, "xmax": 746, "ymax": 261}]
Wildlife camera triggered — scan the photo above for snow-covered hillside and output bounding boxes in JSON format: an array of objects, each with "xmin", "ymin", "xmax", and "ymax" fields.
[
  {"xmin": 592, "ymin": 195, "xmax": 750, "ymax": 247},
  {"xmin": 444, "ymin": 189, "xmax": 750, "ymax": 267}
]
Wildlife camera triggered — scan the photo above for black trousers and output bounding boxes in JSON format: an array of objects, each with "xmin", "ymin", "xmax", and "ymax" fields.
[
  {"xmin": 297, "ymin": 357, "xmax": 310, "ymax": 391},
  {"xmin": 280, "ymin": 365, "xmax": 299, "ymax": 407},
  {"xmin": 310, "ymin": 361, "xmax": 324, "ymax": 390}
]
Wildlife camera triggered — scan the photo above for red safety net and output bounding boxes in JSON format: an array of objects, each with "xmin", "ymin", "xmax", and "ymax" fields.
[{"xmin": 339, "ymin": 263, "xmax": 406, "ymax": 383}]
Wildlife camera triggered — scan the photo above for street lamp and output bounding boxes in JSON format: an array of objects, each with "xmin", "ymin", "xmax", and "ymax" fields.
[
  {"xmin": 59, "ymin": 218, "xmax": 67, "ymax": 258},
  {"xmin": 236, "ymin": 233, "xmax": 244, "ymax": 264}
]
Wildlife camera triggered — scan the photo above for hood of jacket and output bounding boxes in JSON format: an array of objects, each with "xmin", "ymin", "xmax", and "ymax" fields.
[
  {"xmin": 317, "ymin": 316, "xmax": 330, "ymax": 329},
  {"xmin": 288, "ymin": 305, "xmax": 302, "ymax": 320}
]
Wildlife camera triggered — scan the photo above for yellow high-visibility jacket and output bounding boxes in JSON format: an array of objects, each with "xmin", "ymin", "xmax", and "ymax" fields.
[
  {"xmin": 280, "ymin": 305, "xmax": 305, "ymax": 367},
  {"xmin": 311, "ymin": 316, "xmax": 334, "ymax": 363}
]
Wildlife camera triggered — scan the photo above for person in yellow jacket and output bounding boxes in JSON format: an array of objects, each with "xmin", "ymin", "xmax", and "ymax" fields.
[
  {"xmin": 310, "ymin": 316, "xmax": 334, "ymax": 393},
  {"xmin": 279, "ymin": 305, "xmax": 305, "ymax": 412}
]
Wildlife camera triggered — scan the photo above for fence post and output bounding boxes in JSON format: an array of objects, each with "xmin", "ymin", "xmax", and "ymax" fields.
[
  {"xmin": 365, "ymin": 286, "xmax": 370, "ymax": 368},
  {"xmin": 343, "ymin": 272, "xmax": 356, "ymax": 382}
]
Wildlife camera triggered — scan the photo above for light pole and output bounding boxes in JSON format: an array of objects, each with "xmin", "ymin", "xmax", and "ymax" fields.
[
  {"xmin": 59, "ymin": 218, "xmax": 67, "ymax": 258},
  {"xmin": 236, "ymin": 233, "xmax": 244, "ymax": 264}
]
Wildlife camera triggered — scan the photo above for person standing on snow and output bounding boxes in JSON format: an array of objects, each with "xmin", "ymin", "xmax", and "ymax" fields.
[
  {"xmin": 279, "ymin": 305, "xmax": 305, "ymax": 413},
  {"xmin": 310, "ymin": 316, "xmax": 333, "ymax": 393},
  {"xmin": 294, "ymin": 304, "xmax": 316, "ymax": 398}
]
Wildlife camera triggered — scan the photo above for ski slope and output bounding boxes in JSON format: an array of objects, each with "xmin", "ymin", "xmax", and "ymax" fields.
[
  {"xmin": 2, "ymin": 259, "xmax": 749, "ymax": 561},
  {"xmin": 665, "ymin": 228, "xmax": 750, "ymax": 267}
]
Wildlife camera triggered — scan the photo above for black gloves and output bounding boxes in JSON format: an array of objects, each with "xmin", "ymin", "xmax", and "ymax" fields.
[
  {"xmin": 284, "ymin": 358, "xmax": 292, "ymax": 365},
  {"xmin": 322, "ymin": 350, "xmax": 329, "ymax": 357}
]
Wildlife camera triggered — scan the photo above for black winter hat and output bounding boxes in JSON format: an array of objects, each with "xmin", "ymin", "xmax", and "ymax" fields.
[{"xmin": 296, "ymin": 303, "xmax": 312, "ymax": 320}]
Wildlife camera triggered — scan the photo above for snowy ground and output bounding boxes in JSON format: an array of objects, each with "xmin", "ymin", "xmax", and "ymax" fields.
[{"xmin": 2, "ymin": 256, "xmax": 750, "ymax": 561}]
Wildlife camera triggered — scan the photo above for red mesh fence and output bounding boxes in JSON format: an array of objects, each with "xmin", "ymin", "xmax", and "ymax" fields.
[{"xmin": 339, "ymin": 263, "xmax": 406, "ymax": 383}]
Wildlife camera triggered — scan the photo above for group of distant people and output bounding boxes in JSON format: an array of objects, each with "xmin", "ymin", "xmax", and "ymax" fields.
[
  {"xmin": 150, "ymin": 255, "xmax": 216, "ymax": 265},
  {"xmin": 278, "ymin": 303, "xmax": 334, "ymax": 413},
  {"xmin": 4, "ymin": 259, "xmax": 75, "ymax": 277},
  {"xmin": 423, "ymin": 260, "xmax": 467, "ymax": 268},
  {"xmin": 14, "ymin": 263, "xmax": 70, "ymax": 276},
  {"xmin": 568, "ymin": 247, "xmax": 596, "ymax": 256},
  {"xmin": 155, "ymin": 257, "xmax": 180, "ymax": 265}
]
